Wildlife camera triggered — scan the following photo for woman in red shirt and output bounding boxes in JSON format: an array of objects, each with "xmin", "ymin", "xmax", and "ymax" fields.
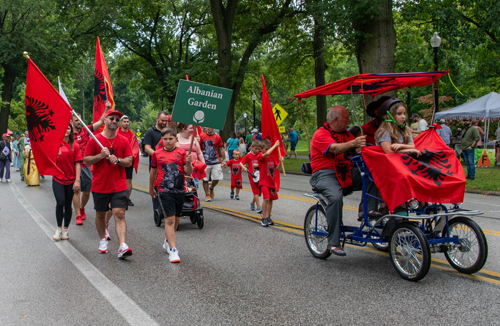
[{"xmin": 52, "ymin": 124, "xmax": 82, "ymax": 241}]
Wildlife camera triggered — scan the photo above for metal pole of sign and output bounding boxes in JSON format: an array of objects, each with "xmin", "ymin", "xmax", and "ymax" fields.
[{"xmin": 350, "ymin": 86, "xmax": 363, "ymax": 135}]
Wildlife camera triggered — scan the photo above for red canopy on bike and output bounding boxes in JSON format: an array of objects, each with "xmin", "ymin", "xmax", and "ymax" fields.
[{"xmin": 294, "ymin": 71, "xmax": 449, "ymax": 99}]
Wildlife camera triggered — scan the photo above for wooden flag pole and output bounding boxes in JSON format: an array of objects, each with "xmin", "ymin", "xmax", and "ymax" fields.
[{"xmin": 278, "ymin": 146, "xmax": 286, "ymax": 177}]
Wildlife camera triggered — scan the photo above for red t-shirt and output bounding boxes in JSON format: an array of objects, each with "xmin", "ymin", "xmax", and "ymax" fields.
[
  {"xmin": 54, "ymin": 142, "xmax": 83, "ymax": 185},
  {"xmin": 361, "ymin": 119, "xmax": 378, "ymax": 146},
  {"xmin": 310, "ymin": 127, "xmax": 337, "ymax": 173},
  {"xmin": 241, "ymin": 152, "xmax": 260, "ymax": 173},
  {"xmin": 227, "ymin": 158, "xmax": 243, "ymax": 180},
  {"xmin": 151, "ymin": 147, "xmax": 187, "ymax": 193},
  {"xmin": 74, "ymin": 125, "xmax": 94, "ymax": 167},
  {"xmin": 257, "ymin": 153, "xmax": 278, "ymax": 188},
  {"xmin": 200, "ymin": 132, "xmax": 223, "ymax": 165},
  {"xmin": 84, "ymin": 133, "xmax": 132, "ymax": 193}
]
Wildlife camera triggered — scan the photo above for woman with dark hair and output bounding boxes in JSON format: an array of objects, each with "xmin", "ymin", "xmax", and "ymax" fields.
[
  {"xmin": 52, "ymin": 123, "xmax": 83, "ymax": 241},
  {"xmin": 226, "ymin": 131, "xmax": 239, "ymax": 160}
]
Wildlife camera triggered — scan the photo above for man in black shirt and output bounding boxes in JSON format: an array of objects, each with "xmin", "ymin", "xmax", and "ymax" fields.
[{"xmin": 143, "ymin": 111, "xmax": 169, "ymax": 214}]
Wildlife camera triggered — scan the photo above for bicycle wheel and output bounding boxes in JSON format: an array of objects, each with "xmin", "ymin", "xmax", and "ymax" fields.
[
  {"xmin": 389, "ymin": 223, "xmax": 431, "ymax": 281},
  {"xmin": 444, "ymin": 216, "xmax": 488, "ymax": 274},
  {"xmin": 304, "ymin": 205, "xmax": 331, "ymax": 259}
]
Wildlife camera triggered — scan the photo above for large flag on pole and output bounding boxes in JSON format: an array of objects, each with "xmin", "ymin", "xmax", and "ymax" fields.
[
  {"xmin": 25, "ymin": 59, "xmax": 72, "ymax": 179},
  {"xmin": 362, "ymin": 128, "xmax": 466, "ymax": 212},
  {"xmin": 260, "ymin": 74, "xmax": 286, "ymax": 191},
  {"xmin": 94, "ymin": 36, "xmax": 114, "ymax": 133}
]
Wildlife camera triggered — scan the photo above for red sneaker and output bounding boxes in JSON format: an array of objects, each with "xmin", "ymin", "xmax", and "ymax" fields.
[
  {"xmin": 76, "ymin": 215, "xmax": 83, "ymax": 225},
  {"xmin": 80, "ymin": 208, "xmax": 86, "ymax": 220}
]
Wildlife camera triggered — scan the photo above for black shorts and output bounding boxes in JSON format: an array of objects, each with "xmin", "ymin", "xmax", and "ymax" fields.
[
  {"xmin": 125, "ymin": 165, "xmax": 133, "ymax": 179},
  {"xmin": 80, "ymin": 166, "xmax": 92, "ymax": 192},
  {"xmin": 158, "ymin": 192, "xmax": 185, "ymax": 217},
  {"xmin": 92, "ymin": 190, "xmax": 129, "ymax": 212}
]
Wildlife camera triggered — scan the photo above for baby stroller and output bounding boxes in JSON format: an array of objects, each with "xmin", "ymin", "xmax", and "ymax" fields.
[{"xmin": 154, "ymin": 177, "xmax": 205, "ymax": 229}]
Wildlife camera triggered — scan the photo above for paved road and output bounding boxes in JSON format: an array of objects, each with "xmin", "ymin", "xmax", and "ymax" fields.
[{"xmin": 1, "ymin": 155, "xmax": 499, "ymax": 325}]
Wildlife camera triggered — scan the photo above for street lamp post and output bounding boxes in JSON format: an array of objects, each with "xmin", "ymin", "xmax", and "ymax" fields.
[
  {"xmin": 430, "ymin": 32, "xmax": 442, "ymax": 113},
  {"xmin": 252, "ymin": 93, "xmax": 257, "ymax": 129},
  {"xmin": 244, "ymin": 112, "xmax": 248, "ymax": 133}
]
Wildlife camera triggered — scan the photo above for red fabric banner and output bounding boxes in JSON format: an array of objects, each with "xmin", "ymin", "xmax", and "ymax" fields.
[
  {"xmin": 260, "ymin": 75, "xmax": 285, "ymax": 191},
  {"xmin": 94, "ymin": 36, "xmax": 114, "ymax": 133},
  {"xmin": 25, "ymin": 58, "xmax": 72, "ymax": 179},
  {"xmin": 362, "ymin": 128, "xmax": 466, "ymax": 212}
]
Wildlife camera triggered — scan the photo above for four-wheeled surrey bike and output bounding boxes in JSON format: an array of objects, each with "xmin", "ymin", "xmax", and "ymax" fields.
[{"xmin": 303, "ymin": 154, "xmax": 488, "ymax": 282}]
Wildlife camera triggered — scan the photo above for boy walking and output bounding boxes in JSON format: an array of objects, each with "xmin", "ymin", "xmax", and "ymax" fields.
[
  {"xmin": 240, "ymin": 141, "xmax": 262, "ymax": 212},
  {"xmin": 149, "ymin": 127, "xmax": 193, "ymax": 263},
  {"xmin": 257, "ymin": 139, "xmax": 282, "ymax": 227},
  {"xmin": 223, "ymin": 149, "xmax": 243, "ymax": 200}
]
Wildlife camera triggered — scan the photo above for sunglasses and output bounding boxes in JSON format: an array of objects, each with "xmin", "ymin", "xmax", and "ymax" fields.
[{"xmin": 108, "ymin": 117, "xmax": 120, "ymax": 122}]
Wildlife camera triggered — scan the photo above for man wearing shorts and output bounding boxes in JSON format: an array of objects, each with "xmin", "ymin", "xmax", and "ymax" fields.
[
  {"xmin": 288, "ymin": 128, "xmax": 299, "ymax": 159},
  {"xmin": 118, "ymin": 115, "xmax": 140, "ymax": 206},
  {"xmin": 200, "ymin": 127, "xmax": 225, "ymax": 202},
  {"xmin": 72, "ymin": 100, "xmax": 110, "ymax": 224},
  {"xmin": 84, "ymin": 110, "xmax": 133, "ymax": 259}
]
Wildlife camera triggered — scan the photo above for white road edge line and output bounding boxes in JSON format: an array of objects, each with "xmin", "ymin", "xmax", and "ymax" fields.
[{"xmin": 10, "ymin": 182, "xmax": 159, "ymax": 326}]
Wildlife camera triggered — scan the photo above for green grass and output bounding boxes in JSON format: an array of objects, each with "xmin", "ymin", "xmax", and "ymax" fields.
[
  {"xmin": 463, "ymin": 166, "xmax": 500, "ymax": 192},
  {"xmin": 282, "ymin": 157, "xmax": 309, "ymax": 174}
]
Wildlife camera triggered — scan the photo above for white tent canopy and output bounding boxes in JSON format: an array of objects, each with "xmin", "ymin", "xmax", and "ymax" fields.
[
  {"xmin": 435, "ymin": 92, "xmax": 500, "ymax": 148},
  {"xmin": 435, "ymin": 92, "xmax": 500, "ymax": 121}
]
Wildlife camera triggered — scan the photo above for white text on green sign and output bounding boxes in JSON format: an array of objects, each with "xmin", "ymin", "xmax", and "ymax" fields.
[{"xmin": 172, "ymin": 80, "xmax": 233, "ymax": 130}]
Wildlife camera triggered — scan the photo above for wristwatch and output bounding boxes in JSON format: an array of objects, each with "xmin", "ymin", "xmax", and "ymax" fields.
[{"xmin": 117, "ymin": 158, "xmax": 121, "ymax": 164}]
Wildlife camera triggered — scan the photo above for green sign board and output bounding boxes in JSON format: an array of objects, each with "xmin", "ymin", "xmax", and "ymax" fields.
[{"xmin": 172, "ymin": 80, "xmax": 233, "ymax": 130}]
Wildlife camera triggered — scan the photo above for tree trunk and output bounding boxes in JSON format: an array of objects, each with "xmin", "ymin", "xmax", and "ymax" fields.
[
  {"xmin": 354, "ymin": 0, "xmax": 396, "ymax": 122},
  {"xmin": 210, "ymin": 0, "xmax": 237, "ymax": 139},
  {"xmin": 0, "ymin": 67, "xmax": 15, "ymax": 134},
  {"xmin": 313, "ymin": 16, "xmax": 327, "ymax": 128}
]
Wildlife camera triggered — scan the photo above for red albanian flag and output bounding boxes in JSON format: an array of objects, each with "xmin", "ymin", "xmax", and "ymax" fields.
[
  {"xmin": 191, "ymin": 159, "xmax": 207, "ymax": 180},
  {"xmin": 362, "ymin": 128, "xmax": 466, "ymax": 212},
  {"xmin": 94, "ymin": 36, "xmax": 115, "ymax": 133},
  {"xmin": 25, "ymin": 58, "xmax": 72, "ymax": 179},
  {"xmin": 260, "ymin": 74, "xmax": 286, "ymax": 192}
]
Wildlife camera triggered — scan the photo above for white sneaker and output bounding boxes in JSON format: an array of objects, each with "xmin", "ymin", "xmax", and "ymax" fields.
[
  {"xmin": 169, "ymin": 248, "xmax": 180, "ymax": 263},
  {"xmin": 5, "ymin": 179, "xmax": 11, "ymax": 183},
  {"xmin": 53, "ymin": 228, "xmax": 62, "ymax": 241},
  {"xmin": 0, "ymin": 178, "xmax": 4, "ymax": 183},
  {"xmin": 163, "ymin": 239, "xmax": 170, "ymax": 253},
  {"xmin": 61, "ymin": 229, "xmax": 69, "ymax": 240},
  {"xmin": 99, "ymin": 238, "xmax": 108, "ymax": 253},
  {"xmin": 118, "ymin": 243, "xmax": 133, "ymax": 259}
]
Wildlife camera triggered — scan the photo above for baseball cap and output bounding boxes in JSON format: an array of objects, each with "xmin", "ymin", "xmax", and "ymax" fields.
[
  {"xmin": 120, "ymin": 115, "xmax": 129, "ymax": 121},
  {"xmin": 439, "ymin": 119, "xmax": 445, "ymax": 123},
  {"xmin": 2, "ymin": 133, "xmax": 8, "ymax": 138},
  {"xmin": 105, "ymin": 110, "xmax": 124, "ymax": 119},
  {"xmin": 251, "ymin": 128, "xmax": 258, "ymax": 133},
  {"xmin": 411, "ymin": 113, "xmax": 420, "ymax": 119}
]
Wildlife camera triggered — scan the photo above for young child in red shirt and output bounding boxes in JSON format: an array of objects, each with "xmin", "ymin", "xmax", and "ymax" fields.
[
  {"xmin": 149, "ymin": 127, "xmax": 193, "ymax": 263},
  {"xmin": 256, "ymin": 139, "xmax": 282, "ymax": 227},
  {"xmin": 223, "ymin": 149, "xmax": 243, "ymax": 200},
  {"xmin": 240, "ymin": 140, "xmax": 262, "ymax": 212}
]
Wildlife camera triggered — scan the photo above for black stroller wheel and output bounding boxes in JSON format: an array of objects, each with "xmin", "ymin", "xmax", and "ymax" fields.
[
  {"xmin": 154, "ymin": 209, "xmax": 162, "ymax": 227},
  {"xmin": 197, "ymin": 215, "xmax": 204, "ymax": 229}
]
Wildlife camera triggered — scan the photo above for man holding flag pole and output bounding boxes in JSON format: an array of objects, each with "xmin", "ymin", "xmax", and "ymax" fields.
[
  {"xmin": 71, "ymin": 101, "xmax": 110, "ymax": 224},
  {"xmin": 83, "ymin": 109, "xmax": 133, "ymax": 259}
]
